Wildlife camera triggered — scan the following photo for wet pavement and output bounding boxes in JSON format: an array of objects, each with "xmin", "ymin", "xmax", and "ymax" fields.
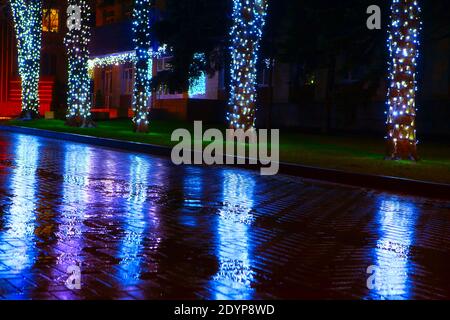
[{"xmin": 0, "ymin": 131, "xmax": 449, "ymax": 300}]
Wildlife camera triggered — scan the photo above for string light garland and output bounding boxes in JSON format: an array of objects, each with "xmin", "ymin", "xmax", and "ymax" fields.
[
  {"xmin": 87, "ymin": 45, "xmax": 167, "ymax": 75},
  {"xmin": 228, "ymin": 0, "xmax": 268, "ymax": 130},
  {"xmin": 132, "ymin": 0, "xmax": 153, "ymax": 133},
  {"xmin": 88, "ymin": 51, "xmax": 137, "ymax": 77},
  {"xmin": 188, "ymin": 73, "xmax": 206, "ymax": 97},
  {"xmin": 188, "ymin": 53, "xmax": 207, "ymax": 97},
  {"xmin": 65, "ymin": 0, "xmax": 94, "ymax": 127},
  {"xmin": 88, "ymin": 49, "xmax": 206, "ymax": 97},
  {"xmin": 386, "ymin": 0, "xmax": 422, "ymax": 160},
  {"xmin": 9, "ymin": 0, "xmax": 43, "ymax": 118}
]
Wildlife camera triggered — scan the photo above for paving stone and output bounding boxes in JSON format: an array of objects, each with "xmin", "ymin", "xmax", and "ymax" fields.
[{"xmin": 0, "ymin": 131, "xmax": 449, "ymax": 300}]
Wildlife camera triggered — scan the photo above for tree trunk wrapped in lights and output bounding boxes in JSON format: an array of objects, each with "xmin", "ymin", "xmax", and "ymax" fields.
[
  {"xmin": 65, "ymin": 0, "xmax": 94, "ymax": 127},
  {"xmin": 9, "ymin": 0, "xmax": 42, "ymax": 119},
  {"xmin": 228, "ymin": 0, "xmax": 268, "ymax": 130},
  {"xmin": 132, "ymin": 0, "xmax": 153, "ymax": 133},
  {"xmin": 386, "ymin": 0, "xmax": 422, "ymax": 160}
]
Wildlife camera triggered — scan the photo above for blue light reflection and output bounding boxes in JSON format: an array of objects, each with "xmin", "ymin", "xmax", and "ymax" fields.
[
  {"xmin": 0, "ymin": 135, "xmax": 40, "ymax": 296},
  {"xmin": 117, "ymin": 155, "xmax": 150, "ymax": 286},
  {"xmin": 211, "ymin": 170, "xmax": 256, "ymax": 300},
  {"xmin": 369, "ymin": 196, "xmax": 419, "ymax": 300}
]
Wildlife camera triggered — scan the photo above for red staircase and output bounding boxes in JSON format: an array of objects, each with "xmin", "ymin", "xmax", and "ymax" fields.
[{"xmin": 0, "ymin": 78, "xmax": 54, "ymax": 117}]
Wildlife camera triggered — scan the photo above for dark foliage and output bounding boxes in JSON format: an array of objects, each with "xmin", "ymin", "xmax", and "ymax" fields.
[
  {"xmin": 151, "ymin": 0, "xmax": 230, "ymax": 93},
  {"xmin": 151, "ymin": 0, "xmax": 450, "ymax": 96}
]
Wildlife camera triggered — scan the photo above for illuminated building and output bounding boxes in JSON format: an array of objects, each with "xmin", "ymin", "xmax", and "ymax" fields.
[
  {"xmin": 0, "ymin": 1, "xmax": 66, "ymax": 118},
  {"xmin": 89, "ymin": 0, "xmax": 223, "ymax": 122}
]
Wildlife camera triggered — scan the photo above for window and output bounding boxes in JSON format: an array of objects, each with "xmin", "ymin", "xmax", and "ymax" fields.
[
  {"xmin": 123, "ymin": 67, "xmax": 134, "ymax": 95},
  {"xmin": 103, "ymin": 10, "xmax": 115, "ymax": 24},
  {"xmin": 157, "ymin": 57, "xmax": 172, "ymax": 72},
  {"xmin": 102, "ymin": 67, "xmax": 113, "ymax": 108},
  {"xmin": 218, "ymin": 68, "xmax": 225, "ymax": 90},
  {"xmin": 42, "ymin": 9, "xmax": 59, "ymax": 33},
  {"xmin": 258, "ymin": 68, "xmax": 271, "ymax": 87}
]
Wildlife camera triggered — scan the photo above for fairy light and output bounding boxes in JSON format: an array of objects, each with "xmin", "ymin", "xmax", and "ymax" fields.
[
  {"xmin": 132, "ymin": 0, "xmax": 153, "ymax": 133},
  {"xmin": 87, "ymin": 45, "xmax": 167, "ymax": 75},
  {"xmin": 10, "ymin": 0, "xmax": 42, "ymax": 118},
  {"xmin": 188, "ymin": 73, "xmax": 206, "ymax": 97},
  {"xmin": 88, "ymin": 49, "xmax": 205, "ymax": 98},
  {"xmin": 88, "ymin": 51, "xmax": 137, "ymax": 77},
  {"xmin": 65, "ymin": 0, "xmax": 93, "ymax": 127},
  {"xmin": 188, "ymin": 53, "xmax": 207, "ymax": 97},
  {"xmin": 228, "ymin": 0, "xmax": 268, "ymax": 130},
  {"xmin": 386, "ymin": 0, "xmax": 422, "ymax": 160}
]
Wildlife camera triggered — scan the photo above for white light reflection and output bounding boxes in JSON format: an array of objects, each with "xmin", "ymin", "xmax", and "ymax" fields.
[
  {"xmin": 211, "ymin": 170, "xmax": 256, "ymax": 300},
  {"xmin": 370, "ymin": 197, "xmax": 418, "ymax": 299},
  {"xmin": 0, "ymin": 135, "xmax": 39, "ymax": 284},
  {"xmin": 53, "ymin": 145, "xmax": 93, "ymax": 292},
  {"xmin": 181, "ymin": 168, "xmax": 204, "ymax": 227},
  {"xmin": 116, "ymin": 155, "xmax": 164, "ymax": 294},
  {"xmin": 117, "ymin": 155, "xmax": 150, "ymax": 286}
]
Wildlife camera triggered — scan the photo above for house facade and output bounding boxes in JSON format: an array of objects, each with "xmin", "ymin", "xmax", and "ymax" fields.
[
  {"xmin": 0, "ymin": 0, "xmax": 226, "ymax": 121},
  {"xmin": 89, "ymin": 0, "xmax": 226, "ymax": 122}
]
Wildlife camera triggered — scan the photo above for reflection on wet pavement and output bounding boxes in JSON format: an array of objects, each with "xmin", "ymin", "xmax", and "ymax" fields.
[
  {"xmin": 0, "ymin": 131, "xmax": 449, "ymax": 300},
  {"xmin": 369, "ymin": 199, "xmax": 418, "ymax": 299},
  {"xmin": 211, "ymin": 171, "xmax": 256, "ymax": 300}
]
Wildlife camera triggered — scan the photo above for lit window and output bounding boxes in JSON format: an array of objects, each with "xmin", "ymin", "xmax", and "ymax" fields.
[{"xmin": 42, "ymin": 9, "xmax": 59, "ymax": 33}]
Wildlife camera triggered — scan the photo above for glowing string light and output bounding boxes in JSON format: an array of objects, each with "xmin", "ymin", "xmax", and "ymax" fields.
[
  {"xmin": 88, "ymin": 51, "xmax": 137, "ymax": 77},
  {"xmin": 9, "ymin": 0, "xmax": 43, "ymax": 118},
  {"xmin": 228, "ymin": 0, "xmax": 268, "ymax": 130},
  {"xmin": 87, "ymin": 49, "xmax": 206, "ymax": 98},
  {"xmin": 87, "ymin": 46, "xmax": 167, "ymax": 75},
  {"xmin": 386, "ymin": 0, "xmax": 422, "ymax": 160},
  {"xmin": 132, "ymin": 0, "xmax": 153, "ymax": 133},
  {"xmin": 65, "ymin": 0, "xmax": 93, "ymax": 127},
  {"xmin": 188, "ymin": 53, "xmax": 207, "ymax": 97}
]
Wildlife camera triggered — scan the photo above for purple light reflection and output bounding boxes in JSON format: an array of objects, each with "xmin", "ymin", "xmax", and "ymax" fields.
[{"xmin": 51, "ymin": 145, "xmax": 93, "ymax": 298}]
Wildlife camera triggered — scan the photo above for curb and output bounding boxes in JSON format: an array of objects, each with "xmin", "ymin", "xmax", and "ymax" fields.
[
  {"xmin": 0, "ymin": 125, "xmax": 172, "ymax": 157},
  {"xmin": 278, "ymin": 163, "xmax": 450, "ymax": 200},
  {"xmin": 1, "ymin": 124, "xmax": 449, "ymax": 200}
]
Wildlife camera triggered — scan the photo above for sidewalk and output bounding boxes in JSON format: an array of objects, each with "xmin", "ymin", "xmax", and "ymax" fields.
[{"xmin": 1, "ymin": 123, "xmax": 449, "ymax": 199}]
